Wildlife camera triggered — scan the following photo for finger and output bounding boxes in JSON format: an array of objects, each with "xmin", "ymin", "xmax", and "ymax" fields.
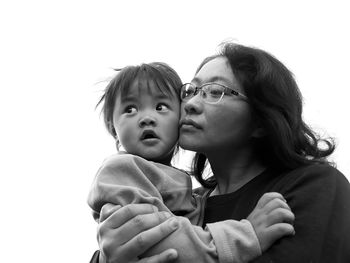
[
  {"xmin": 98, "ymin": 215, "xmax": 178, "ymax": 262},
  {"xmin": 266, "ymin": 223, "xmax": 295, "ymax": 239},
  {"xmin": 256, "ymin": 192, "xmax": 286, "ymax": 208},
  {"xmin": 266, "ymin": 208, "xmax": 295, "ymax": 225},
  {"xmin": 258, "ymin": 223, "xmax": 295, "ymax": 252},
  {"xmin": 263, "ymin": 198, "xmax": 291, "ymax": 215},
  {"xmin": 139, "ymin": 249, "xmax": 178, "ymax": 263},
  {"xmin": 104, "ymin": 203, "xmax": 159, "ymax": 229},
  {"xmin": 98, "ymin": 210, "xmax": 172, "ymax": 252},
  {"xmin": 100, "ymin": 203, "xmax": 122, "ymax": 222},
  {"xmin": 120, "ymin": 217, "xmax": 179, "ymax": 258},
  {"xmin": 116, "ymin": 212, "xmax": 172, "ymax": 244}
]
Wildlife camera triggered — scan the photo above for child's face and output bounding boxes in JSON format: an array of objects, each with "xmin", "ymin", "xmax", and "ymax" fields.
[{"xmin": 113, "ymin": 78, "xmax": 180, "ymax": 165}]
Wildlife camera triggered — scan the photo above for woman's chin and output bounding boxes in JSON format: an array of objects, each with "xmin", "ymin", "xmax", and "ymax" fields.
[{"xmin": 179, "ymin": 136, "xmax": 199, "ymax": 152}]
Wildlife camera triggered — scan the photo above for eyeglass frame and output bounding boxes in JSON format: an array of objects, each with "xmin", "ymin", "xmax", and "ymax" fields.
[{"xmin": 180, "ymin": 82, "xmax": 248, "ymax": 104}]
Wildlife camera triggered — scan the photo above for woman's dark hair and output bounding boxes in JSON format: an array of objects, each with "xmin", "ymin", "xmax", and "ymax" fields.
[
  {"xmin": 193, "ymin": 42, "xmax": 335, "ymax": 188},
  {"xmin": 96, "ymin": 62, "xmax": 182, "ymax": 149}
]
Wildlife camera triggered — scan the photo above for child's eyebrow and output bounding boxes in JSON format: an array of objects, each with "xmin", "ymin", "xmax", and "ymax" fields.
[
  {"xmin": 153, "ymin": 93, "xmax": 172, "ymax": 100},
  {"xmin": 121, "ymin": 91, "xmax": 173, "ymax": 102},
  {"xmin": 121, "ymin": 95, "xmax": 138, "ymax": 103}
]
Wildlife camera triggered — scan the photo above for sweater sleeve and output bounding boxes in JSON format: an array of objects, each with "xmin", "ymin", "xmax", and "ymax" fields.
[
  {"xmin": 206, "ymin": 219, "xmax": 261, "ymax": 263},
  {"xmin": 87, "ymin": 153, "xmax": 201, "ymax": 223},
  {"xmin": 252, "ymin": 165, "xmax": 350, "ymax": 263},
  {"xmin": 87, "ymin": 153, "xmax": 262, "ymax": 263},
  {"xmin": 142, "ymin": 216, "xmax": 261, "ymax": 263}
]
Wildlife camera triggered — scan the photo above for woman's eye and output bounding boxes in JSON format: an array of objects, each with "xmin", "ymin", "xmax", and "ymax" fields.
[
  {"xmin": 156, "ymin": 103, "xmax": 169, "ymax": 112},
  {"xmin": 207, "ymin": 85, "xmax": 224, "ymax": 97},
  {"xmin": 209, "ymin": 89, "xmax": 222, "ymax": 97},
  {"xmin": 124, "ymin": 106, "xmax": 137, "ymax": 114}
]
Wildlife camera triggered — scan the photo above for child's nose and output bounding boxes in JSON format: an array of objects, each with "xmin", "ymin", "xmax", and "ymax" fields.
[{"xmin": 139, "ymin": 115, "xmax": 156, "ymax": 127}]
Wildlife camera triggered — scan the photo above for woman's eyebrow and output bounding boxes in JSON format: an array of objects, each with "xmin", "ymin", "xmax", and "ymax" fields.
[
  {"xmin": 191, "ymin": 77, "xmax": 200, "ymax": 84},
  {"xmin": 209, "ymin": 76, "xmax": 231, "ymax": 84},
  {"xmin": 191, "ymin": 76, "xmax": 231, "ymax": 85}
]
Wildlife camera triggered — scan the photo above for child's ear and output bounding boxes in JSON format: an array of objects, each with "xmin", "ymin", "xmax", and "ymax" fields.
[
  {"xmin": 252, "ymin": 127, "xmax": 266, "ymax": 138},
  {"xmin": 107, "ymin": 121, "xmax": 115, "ymax": 135},
  {"xmin": 114, "ymin": 133, "xmax": 121, "ymax": 150},
  {"xmin": 115, "ymin": 138, "xmax": 120, "ymax": 150}
]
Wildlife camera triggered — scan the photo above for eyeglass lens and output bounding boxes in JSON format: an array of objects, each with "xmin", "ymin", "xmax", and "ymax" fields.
[{"xmin": 181, "ymin": 83, "xmax": 225, "ymax": 103}]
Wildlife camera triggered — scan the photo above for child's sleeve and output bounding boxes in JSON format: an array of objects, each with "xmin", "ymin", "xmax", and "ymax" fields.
[
  {"xmin": 87, "ymin": 153, "xmax": 201, "ymax": 223},
  {"xmin": 206, "ymin": 219, "xmax": 262, "ymax": 263},
  {"xmin": 87, "ymin": 153, "xmax": 261, "ymax": 263},
  {"xmin": 142, "ymin": 216, "xmax": 261, "ymax": 263}
]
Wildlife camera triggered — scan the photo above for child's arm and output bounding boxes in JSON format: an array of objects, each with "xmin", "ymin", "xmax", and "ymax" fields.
[
  {"xmin": 88, "ymin": 154, "xmax": 294, "ymax": 263},
  {"xmin": 87, "ymin": 153, "xmax": 200, "ymax": 223},
  {"xmin": 93, "ymin": 195, "xmax": 294, "ymax": 263},
  {"xmin": 206, "ymin": 192, "xmax": 295, "ymax": 263},
  {"xmin": 246, "ymin": 192, "xmax": 295, "ymax": 252}
]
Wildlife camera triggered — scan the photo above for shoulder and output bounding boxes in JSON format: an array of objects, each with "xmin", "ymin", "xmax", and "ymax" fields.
[
  {"xmin": 276, "ymin": 163, "xmax": 350, "ymax": 206},
  {"xmin": 193, "ymin": 186, "xmax": 212, "ymax": 197},
  {"xmin": 100, "ymin": 152, "xmax": 187, "ymax": 175},
  {"xmin": 280, "ymin": 163, "xmax": 348, "ymax": 186},
  {"xmin": 294, "ymin": 163, "xmax": 341, "ymax": 174},
  {"xmin": 101, "ymin": 152, "xmax": 150, "ymax": 169}
]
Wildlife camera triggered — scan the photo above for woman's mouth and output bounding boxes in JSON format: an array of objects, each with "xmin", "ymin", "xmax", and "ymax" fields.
[{"xmin": 179, "ymin": 119, "xmax": 202, "ymax": 129}]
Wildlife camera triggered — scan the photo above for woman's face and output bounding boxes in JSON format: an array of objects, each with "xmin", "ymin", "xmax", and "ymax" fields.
[{"xmin": 179, "ymin": 56, "xmax": 256, "ymax": 155}]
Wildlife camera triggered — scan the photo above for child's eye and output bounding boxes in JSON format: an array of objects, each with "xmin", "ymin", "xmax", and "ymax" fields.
[
  {"xmin": 156, "ymin": 103, "xmax": 169, "ymax": 112},
  {"xmin": 124, "ymin": 105, "xmax": 137, "ymax": 114}
]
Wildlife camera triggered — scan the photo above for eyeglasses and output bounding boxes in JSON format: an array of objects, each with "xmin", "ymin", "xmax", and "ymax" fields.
[{"xmin": 180, "ymin": 82, "xmax": 248, "ymax": 104}]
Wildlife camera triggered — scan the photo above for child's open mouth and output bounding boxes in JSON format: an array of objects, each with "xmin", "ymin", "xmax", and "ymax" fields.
[{"xmin": 140, "ymin": 130, "xmax": 159, "ymax": 141}]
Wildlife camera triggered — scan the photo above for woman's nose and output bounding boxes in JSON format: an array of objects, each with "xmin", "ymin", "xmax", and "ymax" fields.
[
  {"xmin": 139, "ymin": 115, "xmax": 156, "ymax": 127},
  {"xmin": 183, "ymin": 93, "xmax": 202, "ymax": 114}
]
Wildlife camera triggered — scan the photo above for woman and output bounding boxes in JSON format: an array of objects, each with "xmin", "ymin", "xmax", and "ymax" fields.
[{"xmin": 92, "ymin": 43, "xmax": 350, "ymax": 262}]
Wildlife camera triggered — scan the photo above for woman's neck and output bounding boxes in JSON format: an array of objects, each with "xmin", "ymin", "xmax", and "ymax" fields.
[{"xmin": 207, "ymin": 148, "xmax": 266, "ymax": 196}]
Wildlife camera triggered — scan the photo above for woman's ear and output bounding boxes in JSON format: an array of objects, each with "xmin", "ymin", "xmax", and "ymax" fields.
[{"xmin": 252, "ymin": 127, "xmax": 266, "ymax": 138}]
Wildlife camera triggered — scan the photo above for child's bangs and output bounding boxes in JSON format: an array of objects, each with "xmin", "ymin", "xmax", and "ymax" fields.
[
  {"xmin": 117, "ymin": 68, "xmax": 139, "ymax": 99},
  {"xmin": 117, "ymin": 63, "xmax": 180, "ymax": 100},
  {"xmin": 145, "ymin": 67, "xmax": 178, "ymax": 98}
]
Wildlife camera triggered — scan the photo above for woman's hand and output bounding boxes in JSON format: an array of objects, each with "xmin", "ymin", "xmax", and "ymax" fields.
[{"xmin": 97, "ymin": 203, "xmax": 179, "ymax": 263}]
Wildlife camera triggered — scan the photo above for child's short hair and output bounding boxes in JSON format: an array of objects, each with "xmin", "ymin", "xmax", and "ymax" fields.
[{"xmin": 97, "ymin": 62, "xmax": 182, "ymax": 141}]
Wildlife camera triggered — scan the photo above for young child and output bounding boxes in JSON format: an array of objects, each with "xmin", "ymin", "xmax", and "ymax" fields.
[{"xmin": 87, "ymin": 62, "xmax": 295, "ymax": 263}]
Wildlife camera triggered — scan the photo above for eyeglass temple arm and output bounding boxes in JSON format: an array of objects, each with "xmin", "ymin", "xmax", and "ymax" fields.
[{"xmin": 230, "ymin": 89, "xmax": 248, "ymax": 100}]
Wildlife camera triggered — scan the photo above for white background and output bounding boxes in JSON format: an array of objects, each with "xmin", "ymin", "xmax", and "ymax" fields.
[{"xmin": 0, "ymin": 1, "xmax": 349, "ymax": 262}]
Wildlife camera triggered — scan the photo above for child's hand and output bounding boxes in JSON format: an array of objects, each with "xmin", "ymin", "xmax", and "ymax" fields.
[{"xmin": 247, "ymin": 192, "xmax": 295, "ymax": 252}]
